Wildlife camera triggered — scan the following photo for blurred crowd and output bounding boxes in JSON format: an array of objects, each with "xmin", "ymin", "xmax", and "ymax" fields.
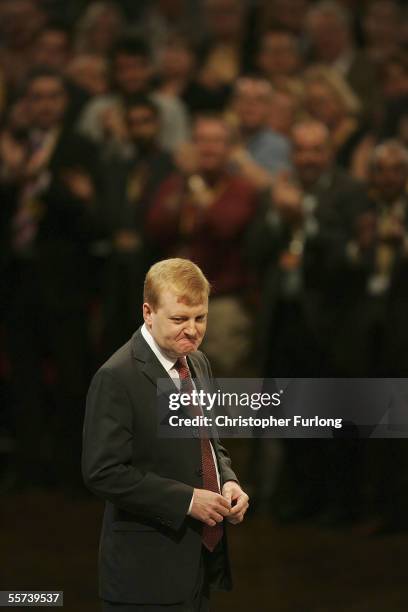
[{"xmin": 0, "ymin": 0, "xmax": 408, "ymax": 533}]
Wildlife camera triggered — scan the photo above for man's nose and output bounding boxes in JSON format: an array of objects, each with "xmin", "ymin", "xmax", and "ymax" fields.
[{"xmin": 184, "ymin": 321, "xmax": 196, "ymax": 336}]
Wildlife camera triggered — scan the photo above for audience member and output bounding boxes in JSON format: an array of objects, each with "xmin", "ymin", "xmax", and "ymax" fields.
[
  {"xmin": 100, "ymin": 95, "xmax": 174, "ymax": 356},
  {"xmin": 305, "ymin": 1, "xmax": 378, "ymax": 117},
  {"xmin": 230, "ymin": 77, "xmax": 291, "ymax": 188},
  {"xmin": 303, "ymin": 65, "xmax": 366, "ymax": 169},
  {"xmin": 77, "ymin": 35, "xmax": 189, "ymax": 155},
  {"xmin": 257, "ymin": 29, "xmax": 302, "ymax": 90},
  {"xmin": 146, "ymin": 114, "xmax": 259, "ymax": 375},
  {"xmin": 74, "ymin": 1, "xmax": 124, "ymax": 56},
  {"xmin": 1, "ymin": 69, "xmax": 101, "ymax": 491}
]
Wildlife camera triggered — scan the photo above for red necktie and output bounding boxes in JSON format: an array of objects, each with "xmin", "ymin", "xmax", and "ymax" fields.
[{"xmin": 174, "ymin": 357, "xmax": 223, "ymax": 552}]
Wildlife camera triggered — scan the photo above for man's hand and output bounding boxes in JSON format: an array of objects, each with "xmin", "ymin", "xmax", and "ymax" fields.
[
  {"xmin": 62, "ymin": 169, "xmax": 95, "ymax": 202},
  {"xmin": 0, "ymin": 131, "xmax": 26, "ymax": 175},
  {"xmin": 190, "ymin": 489, "xmax": 231, "ymax": 526},
  {"xmin": 222, "ymin": 481, "xmax": 249, "ymax": 525}
]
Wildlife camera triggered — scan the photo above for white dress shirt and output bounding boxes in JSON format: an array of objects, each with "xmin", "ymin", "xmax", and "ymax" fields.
[{"xmin": 141, "ymin": 324, "xmax": 221, "ymax": 514}]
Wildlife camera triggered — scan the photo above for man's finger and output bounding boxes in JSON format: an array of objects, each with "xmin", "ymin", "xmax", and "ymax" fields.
[
  {"xmin": 229, "ymin": 496, "xmax": 248, "ymax": 514},
  {"xmin": 215, "ymin": 504, "xmax": 231, "ymax": 517},
  {"xmin": 209, "ymin": 511, "xmax": 224, "ymax": 523},
  {"xmin": 223, "ymin": 488, "xmax": 232, "ymax": 504},
  {"xmin": 216, "ymin": 494, "xmax": 232, "ymax": 509},
  {"xmin": 227, "ymin": 513, "xmax": 243, "ymax": 524}
]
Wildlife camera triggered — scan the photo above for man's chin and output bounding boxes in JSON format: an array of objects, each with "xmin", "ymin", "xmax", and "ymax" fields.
[{"xmin": 177, "ymin": 340, "xmax": 200, "ymax": 354}]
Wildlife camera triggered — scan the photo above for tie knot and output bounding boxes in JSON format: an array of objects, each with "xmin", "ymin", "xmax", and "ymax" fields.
[{"xmin": 175, "ymin": 357, "xmax": 188, "ymax": 372}]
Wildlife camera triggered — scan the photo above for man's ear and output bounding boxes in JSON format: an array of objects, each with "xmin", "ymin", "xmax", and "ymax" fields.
[{"xmin": 143, "ymin": 302, "xmax": 153, "ymax": 326}]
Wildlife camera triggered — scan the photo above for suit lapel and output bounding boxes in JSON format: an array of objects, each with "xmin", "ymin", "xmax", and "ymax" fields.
[
  {"xmin": 131, "ymin": 328, "xmax": 167, "ymax": 377},
  {"xmin": 131, "ymin": 329, "xmax": 206, "ymax": 419}
]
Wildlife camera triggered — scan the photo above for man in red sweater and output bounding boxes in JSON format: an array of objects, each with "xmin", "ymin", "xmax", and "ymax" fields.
[{"xmin": 146, "ymin": 114, "xmax": 259, "ymax": 375}]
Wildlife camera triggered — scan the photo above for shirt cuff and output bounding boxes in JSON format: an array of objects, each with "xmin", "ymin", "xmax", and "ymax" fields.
[{"xmin": 187, "ymin": 490, "xmax": 194, "ymax": 515}]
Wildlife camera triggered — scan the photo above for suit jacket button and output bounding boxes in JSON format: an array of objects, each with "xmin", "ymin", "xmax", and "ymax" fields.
[{"xmin": 196, "ymin": 468, "xmax": 203, "ymax": 477}]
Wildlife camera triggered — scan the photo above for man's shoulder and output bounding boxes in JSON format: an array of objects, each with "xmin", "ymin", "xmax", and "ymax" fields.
[
  {"xmin": 94, "ymin": 330, "xmax": 148, "ymax": 380},
  {"xmin": 101, "ymin": 339, "xmax": 133, "ymax": 371},
  {"xmin": 90, "ymin": 339, "xmax": 134, "ymax": 388}
]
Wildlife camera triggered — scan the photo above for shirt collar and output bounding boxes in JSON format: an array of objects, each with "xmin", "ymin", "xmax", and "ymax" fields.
[{"xmin": 141, "ymin": 323, "xmax": 178, "ymax": 373}]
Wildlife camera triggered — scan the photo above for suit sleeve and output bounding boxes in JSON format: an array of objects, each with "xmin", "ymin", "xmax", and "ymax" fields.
[{"xmin": 82, "ymin": 367, "xmax": 194, "ymax": 531}]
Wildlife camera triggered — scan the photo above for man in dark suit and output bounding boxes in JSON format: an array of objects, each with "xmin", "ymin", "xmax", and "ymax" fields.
[
  {"xmin": 246, "ymin": 119, "xmax": 369, "ymax": 377},
  {"xmin": 100, "ymin": 94, "xmax": 174, "ymax": 357},
  {"xmin": 82, "ymin": 258, "xmax": 249, "ymax": 611},
  {"xmin": 1, "ymin": 67, "xmax": 101, "ymax": 489},
  {"xmin": 245, "ymin": 119, "xmax": 369, "ymax": 520}
]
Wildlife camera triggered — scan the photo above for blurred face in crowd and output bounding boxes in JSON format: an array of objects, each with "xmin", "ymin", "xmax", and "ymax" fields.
[
  {"xmin": 159, "ymin": 41, "xmax": 195, "ymax": 81},
  {"xmin": 86, "ymin": 6, "xmax": 123, "ymax": 55},
  {"xmin": 363, "ymin": 0, "xmax": 399, "ymax": 47},
  {"xmin": 258, "ymin": 31, "xmax": 300, "ymax": 81},
  {"xmin": 27, "ymin": 76, "xmax": 67, "ymax": 130},
  {"xmin": 32, "ymin": 30, "xmax": 71, "ymax": 70},
  {"xmin": 0, "ymin": 0, "xmax": 45, "ymax": 49},
  {"xmin": 234, "ymin": 79, "xmax": 272, "ymax": 132},
  {"xmin": 126, "ymin": 104, "xmax": 160, "ymax": 149},
  {"xmin": 382, "ymin": 58, "xmax": 408, "ymax": 100},
  {"xmin": 143, "ymin": 290, "xmax": 208, "ymax": 358},
  {"xmin": 291, "ymin": 121, "xmax": 333, "ymax": 188},
  {"xmin": 269, "ymin": 0, "xmax": 309, "ymax": 34},
  {"xmin": 193, "ymin": 117, "xmax": 231, "ymax": 174},
  {"xmin": 304, "ymin": 80, "xmax": 344, "ymax": 128},
  {"xmin": 307, "ymin": 9, "xmax": 351, "ymax": 63},
  {"xmin": 66, "ymin": 54, "xmax": 109, "ymax": 96},
  {"xmin": 204, "ymin": 0, "xmax": 243, "ymax": 41},
  {"xmin": 370, "ymin": 146, "xmax": 408, "ymax": 203},
  {"xmin": 114, "ymin": 53, "xmax": 153, "ymax": 95}
]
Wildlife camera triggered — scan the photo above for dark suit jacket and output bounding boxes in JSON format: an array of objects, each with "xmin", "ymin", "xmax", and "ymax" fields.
[
  {"xmin": 245, "ymin": 167, "xmax": 370, "ymax": 373},
  {"xmin": 82, "ymin": 328, "xmax": 238, "ymax": 604}
]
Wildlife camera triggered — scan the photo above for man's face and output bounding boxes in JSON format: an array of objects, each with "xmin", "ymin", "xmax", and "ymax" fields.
[
  {"xmin": 292, "ymin": 124, "xmax": 333, "ymax": 187},
  {"xmin": 235, "ymin": 82, "xmax": 270, "ymax": 131},
  {"xmin": 32, "ymin": 30, "xmax": 70, "ymax": 70},
  {"xmin": 304, "ymin": 81, "xmax": 342, "ymax": 128},
  {"xmin": 205, "ymin": 0, "xmax": 242, "ymax": 40},
  {"xmin": 363, "ymin": 0, "xmax": 398, "ymax": 46},
  {"xmin": 143, "ymin": 290, "xmax": 208, "ymax": 358},
  {"xmin": 114, "ymin": 53, "xmax": 152, "ymax": 95},
  {"xmin": 271, "ymin": 0, "xmax": 308, "ymax": 33},
  {"xmin": 0, "ymin": 0, "xmax": 45, "ymax": 48},
  {"xmin": 193, "ymin": 119, "xmax": 230, "ymax": 174},
  {"xmin": 258, "ymin": 33, "xmax": 299, "ymax": 80},
  {"xmin": 307, "ymin": 13, "xmax": 349, "ymax": 62},
  {"xmin": 371, "ymin": 153, "xmax": 408, "ymax": 203},
  {"xmin": 127, "ymin": 106, "xmax": 159, "ymax": 147},
  {"xmin": 27, "ymin": 76, "xmax": 67, "ymax": 130}
]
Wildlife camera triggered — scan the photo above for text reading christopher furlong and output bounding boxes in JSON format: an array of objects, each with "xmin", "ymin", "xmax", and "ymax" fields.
[{"xmin": 166, "ymin": 390, "xmax": 343, "ymax": 430}]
